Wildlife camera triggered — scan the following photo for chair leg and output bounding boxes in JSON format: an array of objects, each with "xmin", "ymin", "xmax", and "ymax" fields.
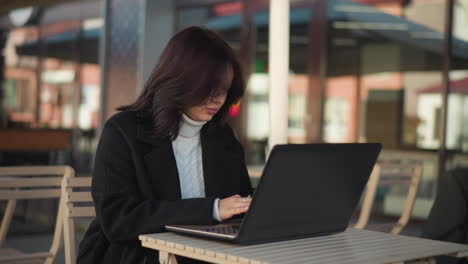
[
  {"xmin": 159, "ymin": 251, "xmax": 178, "ymax": 264},
  {"xmin": 391, "ymin": 166, "xmax": 422, "ymax": 235},
  {"xmin": 0, "ymin": 199, "xmax": 16, "ymax": 248},
  {"xmin": 44, "ymin": 198, "xmax": 65, "ymax": 264},
  {"xmin": 355, "ymin": 165, "xmax": 381, "ymax": 229},
  {"xmin": 63, "ymin": 216, "xmax": 76, "ymax": 264}
]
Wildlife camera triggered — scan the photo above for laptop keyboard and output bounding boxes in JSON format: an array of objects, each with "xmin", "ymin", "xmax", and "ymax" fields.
[{"xmin": 198, "ymin": 224, "xmax": 241, "ymax": 235}]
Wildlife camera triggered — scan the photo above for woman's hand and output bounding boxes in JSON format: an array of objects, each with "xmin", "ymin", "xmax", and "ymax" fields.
[{"xmin": 219, "ymin": 194, "xmax": 252, "ymax": 221}]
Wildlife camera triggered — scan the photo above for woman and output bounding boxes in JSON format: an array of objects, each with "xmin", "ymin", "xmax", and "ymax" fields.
[{"xmin": 77, "ymin": 26, "xmax": 253, "ymax": 264}]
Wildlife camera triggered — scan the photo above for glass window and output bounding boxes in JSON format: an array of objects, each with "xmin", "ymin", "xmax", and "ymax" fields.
[
  {"xmin": 447, "ymin": 0, "xmax": 468, "ymax": 170},
  {"xmin": 324, "ymin": 0, "xmax": 468, "ymax": 220},
  {"xmin": 245, "ymin": 2, "xmax": 312, "ymax": 165},
  {"xmin": 176, "ymin": 1, "xmax": 243, "ymax": 53},
  {"xmin": 0, "ymin": 0, "xmax": 102, "ymax": 236},
  {"xmin": 2, "ymin": 4, "xmax": 102, "ymax": 175}
]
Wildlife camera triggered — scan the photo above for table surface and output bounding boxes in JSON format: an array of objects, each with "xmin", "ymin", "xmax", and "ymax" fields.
[{"xmin": 140, "ymin": 228, "xmax": 468, "ymax": 264}]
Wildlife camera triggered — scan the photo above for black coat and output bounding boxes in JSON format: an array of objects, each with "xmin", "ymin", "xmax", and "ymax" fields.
[{"xmin": 77, "ymin": 111, "xmax": 253, "ymax": 264}]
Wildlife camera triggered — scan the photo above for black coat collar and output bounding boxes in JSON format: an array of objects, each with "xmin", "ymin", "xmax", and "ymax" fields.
[{"xmin": 135, "ymin": 111, "xmax": 164, "ymax": 147}]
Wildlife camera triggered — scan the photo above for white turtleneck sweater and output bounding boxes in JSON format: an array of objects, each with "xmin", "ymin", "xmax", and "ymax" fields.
[{"xmin": 172, "ymin": 113, "xmax": 221, "ymax": 221}]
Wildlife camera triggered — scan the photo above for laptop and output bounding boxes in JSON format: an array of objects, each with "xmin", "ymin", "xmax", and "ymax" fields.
[{"xmin": 166, "ymin": 143, "xmax": 382, "ymax": 245}]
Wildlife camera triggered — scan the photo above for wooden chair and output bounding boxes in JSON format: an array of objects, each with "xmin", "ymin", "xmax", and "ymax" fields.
[
  {"xmin": 61, "ymin": 175, "xmax": 94, "ymax": 264},
  {"xmin": 0, "ymin": 166, "xmax": 74, "ymax": 264},
  {"xmin": 354, "ymin": 163, "xmax": 423, "ymax": 234}
]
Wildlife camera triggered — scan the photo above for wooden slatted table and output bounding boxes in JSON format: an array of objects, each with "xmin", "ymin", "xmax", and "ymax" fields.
[{"xmin": 139, "ymin": 228, "xmax": 468, "ymax": 264}]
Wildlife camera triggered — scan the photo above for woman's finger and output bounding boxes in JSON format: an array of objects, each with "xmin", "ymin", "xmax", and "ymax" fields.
[
  {"xmin": 233, "ymin": 200, "xmax": 252, "ymax": 206},
  {"xmin": 233, "ymin": 197, "xmax": 251, "ymax": 203},
  {"xmin": 230, "ymin": 206, "xmax": 248, "ymax": 213},
  {"xmin": 231, "ymin": 203, "xmax": 251, "ymax": 210}
]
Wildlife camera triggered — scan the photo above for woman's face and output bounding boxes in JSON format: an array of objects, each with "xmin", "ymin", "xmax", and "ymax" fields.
[
  {"xmin": 185, "ymin": 64, "xmax": 233, "ymax": 122},
  {"xmin": 185, "ymin": 92, "xmax": 228, "ymax": 122}
]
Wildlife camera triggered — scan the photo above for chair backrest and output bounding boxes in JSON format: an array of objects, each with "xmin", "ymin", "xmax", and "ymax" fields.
[
  {"xmin": 0, "ymin": 166, "xmax": 74, "ymax": 264},
  {"xmin": 62, "ymin": 175, "xmax": 95, "ymax": 264},
  {"xmin": 354, "ymin": 163, "xmax": 423, "ymax": 234}
]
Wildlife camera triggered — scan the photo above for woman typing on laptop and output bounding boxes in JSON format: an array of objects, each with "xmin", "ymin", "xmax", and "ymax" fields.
[{"xmin": 77, "ymin": 27, "xmax": 253, "ymax": 264}]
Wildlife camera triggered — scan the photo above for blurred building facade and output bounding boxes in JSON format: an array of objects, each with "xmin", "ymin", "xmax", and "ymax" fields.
[{"xmin": 0, "ymin": 0, "xmax": 467, "ymax": 231}]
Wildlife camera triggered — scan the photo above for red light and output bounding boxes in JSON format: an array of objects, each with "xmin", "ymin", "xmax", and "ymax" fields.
[
  {"xmin": 213, "ymin": 2, "xmax": 243, "ymax": 16},
  {"xmin": 229, "ymin": 101, "xmax": 241, "ymax": 117}
]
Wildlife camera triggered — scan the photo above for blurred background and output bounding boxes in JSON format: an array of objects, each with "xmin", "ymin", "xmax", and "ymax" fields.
[{"xmin": 0, "ymin": 0, "xmax": 467, "ymax": 262}]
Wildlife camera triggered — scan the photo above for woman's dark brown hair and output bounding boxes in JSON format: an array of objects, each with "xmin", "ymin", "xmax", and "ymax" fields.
[{"xmin": 119, "ymin": 26, "xmax": 245, "ymax": 140}]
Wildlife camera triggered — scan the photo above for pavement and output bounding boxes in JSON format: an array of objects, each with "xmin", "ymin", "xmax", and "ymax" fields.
[{"xmin": 4, "ymin": 232, "xmax": 85, "ymax": 264}]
